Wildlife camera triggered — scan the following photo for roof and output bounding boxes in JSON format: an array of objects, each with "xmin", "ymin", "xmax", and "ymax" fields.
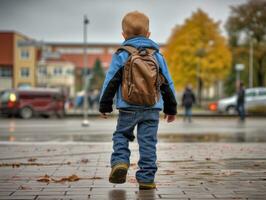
[
  {"xmin": 46, "ymin": 41, "xmax": 166, "ymax": 47},
  {"xmin": 0, "ymin": 30, "xmax": 32, "ymax": 40},
  {"xmin": 61, "ymin": 54, "xmax": 112, "ymax": 69}
]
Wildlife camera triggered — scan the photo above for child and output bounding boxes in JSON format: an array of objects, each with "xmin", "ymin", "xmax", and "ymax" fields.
[{"xmin": 99, "ymin": 11, "xmax": 177, "ymax": 190}]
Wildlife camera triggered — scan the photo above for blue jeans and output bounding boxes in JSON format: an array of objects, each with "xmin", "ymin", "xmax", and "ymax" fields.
[
  {"xmin": 111, "ymin": 109, "xmax": 159, "ymax": 183},
  {"xmin": 237, "ymin": 103, "xmax": 245, "ymax": 121},
  {"xmin": 184, "ymin": 106, "xmax": 192, "ymax": 122}
]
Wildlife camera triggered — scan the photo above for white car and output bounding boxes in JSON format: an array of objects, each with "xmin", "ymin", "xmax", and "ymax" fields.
[{"xmin": 217, "ymin": 87, "xmax": 266, "ymax": 114}]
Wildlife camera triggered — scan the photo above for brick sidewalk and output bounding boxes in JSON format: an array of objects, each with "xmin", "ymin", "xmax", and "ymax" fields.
[{"xmin": 0, "ymin": 143, "xmax": 266, "ymax": 199}]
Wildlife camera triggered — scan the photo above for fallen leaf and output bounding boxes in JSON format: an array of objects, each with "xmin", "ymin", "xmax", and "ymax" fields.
[
  {"xmin": 37, "ymin": 174, "xmax": 51, "ymax": 183},
  {"xmin": 46, "ymin": 149, "xmax": 56, "ymax": 152},
  {"xmin": 160, "ymin": 170, "xmax": 175, "ymax": 175},
  {"xmin": 81, "ymin": 159, "xmax": 89, "ymax": 164},
  {"xmin": 12, "ymin": 163, "xmax": 20, "ymax": 168},
  {"xmin": 28, "ymin": 158, "xmax": 37, "ymax": 162},
  {"xmin": 52, "ymin": 174, "xmax": 80, "ymax": 183}
]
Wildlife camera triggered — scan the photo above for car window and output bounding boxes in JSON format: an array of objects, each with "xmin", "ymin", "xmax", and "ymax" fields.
[
  {"xmin": 258, "ymin": 90, "xmax": 266, "ymax": 96},
  {"xmin": 245, "ymin": 91, "xmax": 257, "ymax": 97},
  {"xmin": 0, "ymin": 91, "xmax": 10, "ymax": 103}
]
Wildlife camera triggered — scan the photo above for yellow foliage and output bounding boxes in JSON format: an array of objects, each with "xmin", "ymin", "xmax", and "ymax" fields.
[{"xmin": 163, "ymin": 9, "xmax": 232, "ymax": 91}]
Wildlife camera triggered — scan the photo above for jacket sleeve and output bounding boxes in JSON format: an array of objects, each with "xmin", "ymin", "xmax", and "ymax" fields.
[
  {"xmin": 99, "ymin": 53, "xmax": 124, "ymax": 113},
  {"xmin": 156, "ymin": 53, "xmax": 178, "ymax": 115}
]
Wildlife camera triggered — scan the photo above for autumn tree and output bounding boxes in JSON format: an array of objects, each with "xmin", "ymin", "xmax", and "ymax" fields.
[
  {"xmin": 164, "ymin": 9, "xmax": 232, "ymax": 102},
  {"xmin": 90, "ymin": 59, "xmax": 105, "ymax": 90},
  {"xmin": 226, "ymin": 0, "xmax": 266, "ymax": 88}
]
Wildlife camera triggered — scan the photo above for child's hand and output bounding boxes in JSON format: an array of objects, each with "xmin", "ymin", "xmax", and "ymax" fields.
[
  {"xmin": 100, "ymin": 113, "xmax": 108, "ymax": 119},
  {"xmin": 164, "ymin": 114, "xmax": 176, "ymax": 123}
]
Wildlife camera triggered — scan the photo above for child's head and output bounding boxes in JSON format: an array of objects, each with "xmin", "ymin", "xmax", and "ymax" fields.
[{"xmin": 122, "ymin": 11, "xmax": 150, "ymax": 39}]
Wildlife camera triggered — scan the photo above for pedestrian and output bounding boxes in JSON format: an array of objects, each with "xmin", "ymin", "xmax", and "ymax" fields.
[
  {"xmin": 236, "ymin": 81, "xmax": 245, "ymax": 122},
  {"xmin": 182, "ymin": 85, "xmax": 196, "ymax": 123},
  {"xmin": 99, "ymin": 11, "xmax": 177, "ymax": 190}
]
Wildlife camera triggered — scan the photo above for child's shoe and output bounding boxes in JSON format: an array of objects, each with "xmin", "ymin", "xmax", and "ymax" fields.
[
  {"xmin": 139, "ymin": 182, "xmax": 156, "ymax": 190},
  {"xmin": 109, "ymin": 163, "xmax": 129, "ymax": 184}
]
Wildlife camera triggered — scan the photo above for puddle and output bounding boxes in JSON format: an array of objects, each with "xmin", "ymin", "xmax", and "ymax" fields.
[
  {"xmin": 158, "ymin": 132, "xmax": 266, "ymax": 143},
  {"xmin": 0, "ymin": 131, "xmax": 266, "ymax": 143}
]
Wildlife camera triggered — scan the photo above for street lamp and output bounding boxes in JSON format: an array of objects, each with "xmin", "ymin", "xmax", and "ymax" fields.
[
  {"xmin": 235, "ymin": 63, "xmax": 244, "ymax": 87},
  {"xmin": 82, "ymin": 15, "xmax": 90, "ymax": 127},
  {"xmin": 249, "ymin": 36, "xmax": 254, "ymax": 88},
  {"xmin": 195, "ymin": 48, "xmax": 206, "ymax": 106}
]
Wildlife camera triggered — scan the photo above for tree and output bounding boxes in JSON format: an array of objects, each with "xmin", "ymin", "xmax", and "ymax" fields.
[
  {"xmin": 226, "ymin": 0, "xmax": 266, "ymax": 87},
  {"xmin": 164, "ymin": 9, "xmax": 232, "ymax": 102},
  {"xmin": 90, "ymin": 59, "xmax": 105, "ymax": 90}
]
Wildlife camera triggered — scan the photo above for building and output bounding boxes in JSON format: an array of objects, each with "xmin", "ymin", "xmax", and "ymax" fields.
[
  {"xmin": 0, "ymin": 31, "xmax": 38, "ymax": 90},
  {"xmin": 37, "ymin": 58, "xmax": 75, "ymax": 97},
  {"xmin": 47, "ymin": 42, "xmax": 117, "ymax": 92}
]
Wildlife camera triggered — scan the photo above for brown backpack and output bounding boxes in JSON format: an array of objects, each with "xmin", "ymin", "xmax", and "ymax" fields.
[{"xmin": 117, "ymin": 46, "xmax": 164, "ymax": 106}]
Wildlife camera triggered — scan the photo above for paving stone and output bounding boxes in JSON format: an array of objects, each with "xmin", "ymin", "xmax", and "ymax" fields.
[{"xmin": 0, "ymin": 143, "xmax": 266, "ymax": 199}]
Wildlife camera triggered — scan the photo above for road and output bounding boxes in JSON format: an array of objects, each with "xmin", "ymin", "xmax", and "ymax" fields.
[{"xmin": 0, "ymin": 117, "xmax": 266, "ymax": 142}]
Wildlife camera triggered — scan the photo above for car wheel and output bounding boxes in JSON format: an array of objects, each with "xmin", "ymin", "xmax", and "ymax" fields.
[
  {"xmin": 20, "ymin": 107, "xmax": 33, "ymax": 119},
  {"xmin": 226, "ymin": 106, "xmax": 236, "ymax": 115}
]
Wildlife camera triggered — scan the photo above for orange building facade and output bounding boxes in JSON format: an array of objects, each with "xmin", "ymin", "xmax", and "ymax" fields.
[{"xmin": 0, "ymin": 31, "xmax": 38, "ymax": 90}]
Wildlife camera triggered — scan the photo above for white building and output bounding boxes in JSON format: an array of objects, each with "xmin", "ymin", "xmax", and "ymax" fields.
[{"xmin": 37, "ymin": 59, "xmax": 75, "ymax": 97}]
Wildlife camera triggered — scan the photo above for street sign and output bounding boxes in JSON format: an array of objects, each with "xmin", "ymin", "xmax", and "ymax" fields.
[{"xmin": 235, "ymin": 64, "xmax": 244, "ymax": 71}]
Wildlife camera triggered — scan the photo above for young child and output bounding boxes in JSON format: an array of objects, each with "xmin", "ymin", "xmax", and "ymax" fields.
[{"xmin": 99, "ymin": 11, "xmax": 177, "ymax": 190}]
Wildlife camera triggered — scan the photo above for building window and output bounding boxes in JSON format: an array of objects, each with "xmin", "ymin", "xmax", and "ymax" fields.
[
  {"xmin": 38, "ymin": 67, "xmax": 47, "ymax": 76},
  {"xmin": 20, "ymin": 48, "xmax": 30, "ymax": 60},
  {"xmin": 53, "ymin": 67, "xmax": 62, "ymax": 76},
  {"xmin": 66, "ymin": 69, "xmax": 74, "ymax": 75},
  {"xmin": 20, "ymin": 67, "xmax": 30, "ymax": 78},
  {"xmin": 0, "ymin": 68, "xmax": 12, "ymax": 77}
]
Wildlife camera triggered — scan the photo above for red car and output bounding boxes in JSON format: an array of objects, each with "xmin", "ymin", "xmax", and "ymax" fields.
[{"xmin": 0, "ymin": 88, "xmax": 65, "ymax": 119}]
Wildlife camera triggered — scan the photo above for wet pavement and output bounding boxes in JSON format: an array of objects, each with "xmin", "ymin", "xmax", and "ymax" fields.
[
  {"xmin": 0, "ymin": 143, "xmax": 266, "ymax": 199},
  {"xmin": 0, "ymin": 117, "xmax": 266, "ymax": 142}
]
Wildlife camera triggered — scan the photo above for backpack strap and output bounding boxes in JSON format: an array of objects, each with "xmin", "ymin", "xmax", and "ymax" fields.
[
  {"xmin": 116, "ymin": 45, "xmax": 138, "ymax": 55},
  {"xmin": 116, "ymin": 45, "xmax": 158, "ymax": 55},
  {"xmin": 146, "ymin": 48, "xmax": 157, "ymax": 55}
]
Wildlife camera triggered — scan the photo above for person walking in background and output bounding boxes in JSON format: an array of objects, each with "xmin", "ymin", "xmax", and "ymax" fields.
[
  {"xmin": 182, "ymin": 85, "xmax": 196, "ymax": 123},
  {"xmin": 237, "ymin": 81, "xmax": 246, "ymax": 122}
]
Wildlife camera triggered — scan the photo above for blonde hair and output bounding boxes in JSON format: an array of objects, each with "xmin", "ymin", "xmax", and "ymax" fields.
[{"xmin": 122, "ymin": 11, "xmax": 149, "ymax": 39}]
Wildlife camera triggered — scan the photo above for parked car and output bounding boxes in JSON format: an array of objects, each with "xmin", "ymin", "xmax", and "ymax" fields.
[
  {"xmin": 217, "ymin": 87, "xmax": 266, "ymax": 114},
  {"xmin": 0, "ymin": 88, "xmax": 66, "ymax": 119}
]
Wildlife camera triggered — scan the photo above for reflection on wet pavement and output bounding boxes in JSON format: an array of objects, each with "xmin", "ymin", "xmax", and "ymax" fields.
[
  {"xmin": 0, "ymin": 118, "xmax": 266, "ymax": 143},
  {"xmin": 1, "ymin": 131, "xmax": 266, "ymax": 143}
]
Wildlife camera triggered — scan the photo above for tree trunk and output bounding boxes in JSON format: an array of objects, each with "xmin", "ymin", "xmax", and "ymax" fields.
[
  {"xmin": 198, "ymin": 78, "xmax": 203, "ymax": 106},
  {"xmin": 257, "ymin": 58, "xmax": 265, "ymax": 86}
]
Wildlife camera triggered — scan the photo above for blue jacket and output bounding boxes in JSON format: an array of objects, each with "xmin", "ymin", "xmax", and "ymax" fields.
[{"xmin": 99, "ymin": 36, "xmax": 177, "ymax": 115}]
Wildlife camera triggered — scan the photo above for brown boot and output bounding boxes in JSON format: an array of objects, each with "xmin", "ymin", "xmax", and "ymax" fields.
[
  {"xmin": 109, "ymin": 163, "xmax": 129, "ymax": 184},
  {"xmin": 139, "ymin": 182, "xmax": 156, "ymax": 190}
]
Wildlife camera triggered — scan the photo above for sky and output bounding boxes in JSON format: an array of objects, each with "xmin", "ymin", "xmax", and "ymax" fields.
[{"xmin": 0, "ymin": 0, "xmax": 247, "ymax": 44}]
